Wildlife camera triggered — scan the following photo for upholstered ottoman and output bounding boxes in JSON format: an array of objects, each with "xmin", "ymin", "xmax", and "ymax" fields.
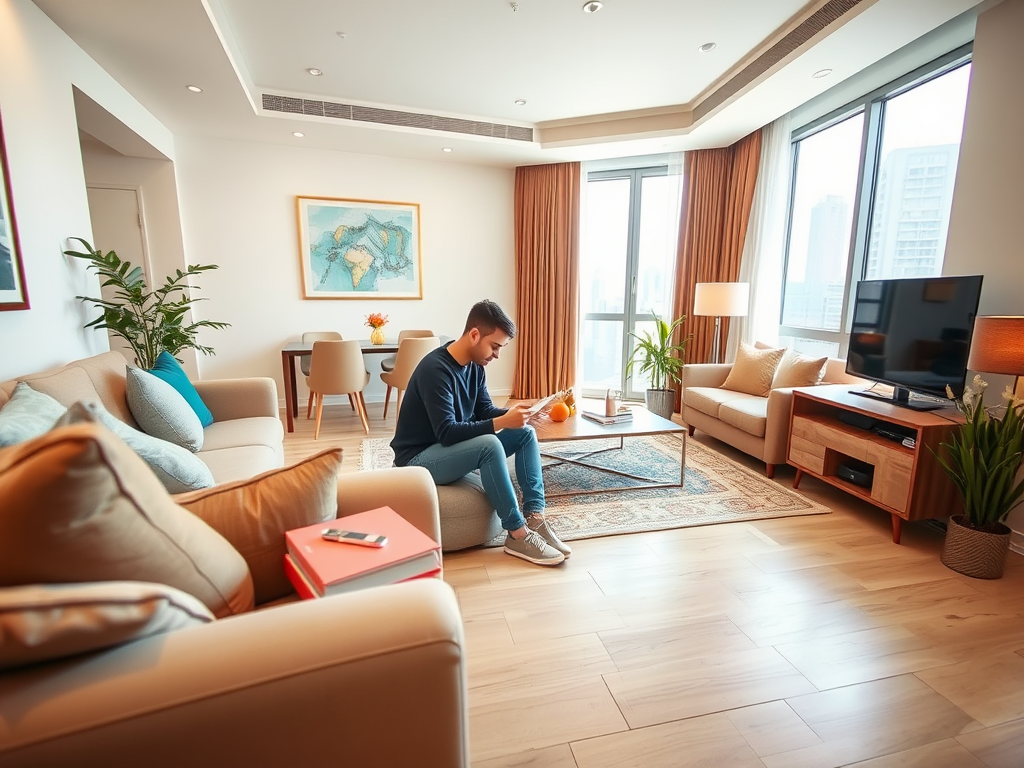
[{"xmin": 435, "ymin": 473, "xmax": 503, "ymax": 551}]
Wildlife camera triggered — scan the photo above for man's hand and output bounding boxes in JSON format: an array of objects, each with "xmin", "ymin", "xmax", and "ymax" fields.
[{"xmin": 494, "ymin": 403, "xmax": 530, "ymax": 431}]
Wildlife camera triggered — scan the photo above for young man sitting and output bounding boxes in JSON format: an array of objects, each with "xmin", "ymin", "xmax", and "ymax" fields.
[{"xmin": 390, "ymin": 300, "xmax": 570, "ymax": 566}]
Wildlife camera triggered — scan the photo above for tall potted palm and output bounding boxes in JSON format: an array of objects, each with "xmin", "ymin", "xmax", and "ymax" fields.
[
  {"xmin": 625, "ymin": 312, "xmax": 689, "ymax": 420},
  {"xmin": 65, "ymin": 238, "xmax": 229, "ymax": 370},
  {"xmin": 934, "ymin": 375, "xmax": 1024, "ymax": 579}
]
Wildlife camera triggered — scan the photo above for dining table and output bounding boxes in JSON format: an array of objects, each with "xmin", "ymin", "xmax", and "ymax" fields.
[{"xmin": 280, "ymin": 341, "xmax": 400, "ymax": 432}]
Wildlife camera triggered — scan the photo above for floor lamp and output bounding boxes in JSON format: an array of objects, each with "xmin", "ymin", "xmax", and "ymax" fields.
[
  {"xmin": 967, "ymin": 316, "xmax": 1024, "ymax": 399},
  {"xmin": 693, "ymin": 282, "xmax": 750, "ymax": 364}
]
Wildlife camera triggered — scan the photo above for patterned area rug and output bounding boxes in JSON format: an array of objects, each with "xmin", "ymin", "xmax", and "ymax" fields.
[{"xmin": 359, "ymin": 434, "xmax": 829, "ymax": 541}]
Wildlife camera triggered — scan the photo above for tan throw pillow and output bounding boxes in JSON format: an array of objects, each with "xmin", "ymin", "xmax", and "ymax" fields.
[
  {"xmin": 0, "ymin": 581, "xmax": 214, "ymax": 671},
  {"xmin": 174, "ymin": 449, "xmax": 343, "ymax": 604},
  {"xmin": 721, "ymin": 342, "xmax": 786, "ymax": 397},
  {"xmin": 772, "ymin": 349, "xmax": 828, "ymax": 389},
  {"xmin": 0, "ymin": 423, "xmax": 254, "ymax": 618}
]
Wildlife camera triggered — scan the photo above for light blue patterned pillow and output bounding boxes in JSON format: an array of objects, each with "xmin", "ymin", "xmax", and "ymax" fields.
[
  {"xmin": 57, "ymin": 401, "xmax": 215, "ymax": 494},
  {"xmin": 0, "ymin": 383, "xmax": 67, "ymax": 447},
  {"xmin": 126, "ymin": 367, "xmax": 204, "ymax": 452}
]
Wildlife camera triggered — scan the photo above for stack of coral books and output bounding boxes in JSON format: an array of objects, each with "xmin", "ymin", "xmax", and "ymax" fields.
[{"xmin": 284, "ymin": 506, "xmax": 441, "ymax": 599}]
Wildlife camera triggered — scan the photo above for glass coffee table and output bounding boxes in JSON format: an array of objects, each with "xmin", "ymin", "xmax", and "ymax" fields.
[{"xmin": 525, "ymin": 399, "xmax": 687, "ymax": 498}]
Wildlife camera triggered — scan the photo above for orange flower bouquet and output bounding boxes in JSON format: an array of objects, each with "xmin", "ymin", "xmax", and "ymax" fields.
[{"xmin": 365, "ymin": 313, "xmax": 389, "ymax": 330}]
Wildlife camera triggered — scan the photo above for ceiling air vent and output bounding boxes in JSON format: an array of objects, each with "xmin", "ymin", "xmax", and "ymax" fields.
[
  {"xmin": 261, "ymin": 93, "xmax": 534, "ymax": 142},
  {"xmin": 694, "ymin": 0, "xmax": 867, "ymax": 121}
]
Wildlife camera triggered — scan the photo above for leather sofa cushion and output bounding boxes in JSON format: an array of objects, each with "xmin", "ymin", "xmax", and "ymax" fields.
[
  {"xmin": 0, "ymin": 581, "xmax": 214, "ymax": 672},
  {"xmin": 0, "ymin": 423, "xmax": 253, "ymax": 618},
  {"xmin": 719, "ymin": 397, "xmax": 769, "ymax": 437},
  {"xmin": 175, "ymin": 449, "xmax": 343, "ymax": 605},
  {"xmin": 202, "ymin": 417, "xmax": 285, "ymax": 453},
  {"xmin": 683, "ymin": 386, "xmax": 748, "ymax": 419}
]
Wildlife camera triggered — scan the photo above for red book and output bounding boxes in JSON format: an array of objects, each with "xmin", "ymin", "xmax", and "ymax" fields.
[
  {"xmin": 284, "ymin": 554, "xmax": 441, "ymax": 600},
  {"xmin": 285, "ymin": 507, "xmax": 441, "ymax": 596}
]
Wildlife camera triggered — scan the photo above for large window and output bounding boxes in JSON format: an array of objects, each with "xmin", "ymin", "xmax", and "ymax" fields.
[
  {"xmin": 780, "ymin": 49, "xmax": 972, "ymax": 357},
  {"xmin": 580, "ymin": 166, "xmax": 679, "ymax": 399}
]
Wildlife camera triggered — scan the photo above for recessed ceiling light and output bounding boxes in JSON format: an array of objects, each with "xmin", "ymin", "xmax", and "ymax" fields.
[
  {"xmin": 292, "ymin": 132, "xmax": 305, "ymax": 138},
  {"xmin": 306, "ymin": 68, "xmax": 323, "ymax": 76},
  {"xmin": 582, "ymin": 1, "xmax": 603, "ymax": 13},
  {"xmin": 514, "ymin": 98, "xmax": 527, "ymax": 106},
  {"xmin": 698, "ymin": 42, "xmax": 716, "ymax": 53},
  {"xmin": 186, "ymin": 85, "xmax": 203, "ymax": 93},
  {"xmin": 812, "ymin": 68, "xmax": 833, "ymax": 79},
  {"xmin": 442, "ymin": 147, "xmax": 453, "ymax": 153}
]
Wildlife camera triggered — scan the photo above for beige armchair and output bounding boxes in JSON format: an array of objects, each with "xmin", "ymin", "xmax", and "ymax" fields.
[
  {"xmin": 381, "ymin": 336, "xmax": 440, "ymax": 419},
  {"xmin": 681, "ymin": 358, "xmax": 862, "ymax": 477},
  {"xmin": 307, "ymin": 340, "xmax": 371, "ymax": 437},
  {"xmin": 300, "ymin": 331, "xmax": 354, "ymax": 418}
]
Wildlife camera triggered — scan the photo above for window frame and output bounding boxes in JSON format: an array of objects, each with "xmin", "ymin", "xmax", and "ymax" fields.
[{"xmin": 778, "ymin": 44, "xmax": 973, "ymax": 357}]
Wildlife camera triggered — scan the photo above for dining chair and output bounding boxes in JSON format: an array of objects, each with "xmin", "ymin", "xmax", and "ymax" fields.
[
  {"xmin": 380, "ymin": 329, "xmax": 435, "ymax": 373},
  {"xmin": 301, "ymin": 331, "xmax": 351, "ymax": 418},
  {"xmin": 307, "ymin": 340, "xmax": 372, "ymax": 438},
  {"xmin": 381, "ymin": 336, "xmax": 440, "ymax": 420}
]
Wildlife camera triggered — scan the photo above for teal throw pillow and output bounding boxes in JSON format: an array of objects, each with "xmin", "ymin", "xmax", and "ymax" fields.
[
  {"xmin": 148, "ymin": 352, "xmax": 214, "ymax": 427},
  {"xmin": 126, "ymin": 367, "xmax": 205, "ymax": 452},
  {"xmin": 57, "ymin": 401, "xmax": 215, "ymax": 494},
  {"xmin": 0, "ymin": 383, "xmax": 67, "ymax": 447}
]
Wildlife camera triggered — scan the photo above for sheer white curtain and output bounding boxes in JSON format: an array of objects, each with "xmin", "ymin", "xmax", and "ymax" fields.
[{"xmin": 735, "ymin": 113, "xmax": 793, "ymax": 352}]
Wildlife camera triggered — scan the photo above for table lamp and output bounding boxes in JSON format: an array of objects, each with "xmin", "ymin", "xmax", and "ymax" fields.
[
  {"xmin": 967, "ymin": 316, "xmax": 1024, "ymax": 397},
  {"xmin": 693, "ymin": 282, "xmax": 750, "ymax": 364}
]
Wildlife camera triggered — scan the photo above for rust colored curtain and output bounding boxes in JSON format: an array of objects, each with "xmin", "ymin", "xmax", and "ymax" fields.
[
  {"xmin": 672, "ymin": 130, "xmax": 762, "ymax": 410},
  {"xmin": 511, "ymin": 162, "xmax": 581, "ymax": 399}
]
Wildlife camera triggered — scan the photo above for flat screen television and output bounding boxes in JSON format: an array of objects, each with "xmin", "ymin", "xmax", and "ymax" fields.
[{"xmin": 846, "ymin": 275, "xmax": 983, "ymax": 411}]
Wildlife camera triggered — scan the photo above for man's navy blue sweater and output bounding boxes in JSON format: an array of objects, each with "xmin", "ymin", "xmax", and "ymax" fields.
[{"xmin": 390, "ymin": 343, "xmax": 507, "ymax": 466}]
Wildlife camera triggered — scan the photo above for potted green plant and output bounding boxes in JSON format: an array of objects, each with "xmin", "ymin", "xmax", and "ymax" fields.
[
  {"xmin": 934, "ymin": 375, "xmax": 1024, "ymax": 579},
  {"xmin": 625, "ymin": 312, "xmax": 689, "ymax": 420},
  {"xmin": 65, "ymin": 238, "xmax": 229, "ymax": 370}
]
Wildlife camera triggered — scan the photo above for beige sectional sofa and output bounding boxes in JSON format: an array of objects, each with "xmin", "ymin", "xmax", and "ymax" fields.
[
  {"xmin": 681, "ymin": 358, "xmax": 862, "ymax": 477},
  {"xmin": 0, "ymin": 352, "xmax": 469, "ymax": 766},
  {"xmin": 0, "ymin": 350, "xmax": 284, "ymax": 483}
]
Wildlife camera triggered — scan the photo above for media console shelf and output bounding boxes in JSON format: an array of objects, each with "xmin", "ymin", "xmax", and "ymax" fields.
[{"xmin": 787, "ymin": 385, "xmax": 963, "ymax": 544}]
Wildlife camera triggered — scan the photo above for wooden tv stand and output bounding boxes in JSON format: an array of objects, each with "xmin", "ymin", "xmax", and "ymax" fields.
[{"xmin": 787, "ymin": 385, "xmax": 963, "ymax": 544}]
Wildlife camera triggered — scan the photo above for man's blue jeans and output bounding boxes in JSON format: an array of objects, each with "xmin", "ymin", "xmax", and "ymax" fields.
[{"xmin": 408, "ymin": 427, "xmax": 545, "ymax": 533}]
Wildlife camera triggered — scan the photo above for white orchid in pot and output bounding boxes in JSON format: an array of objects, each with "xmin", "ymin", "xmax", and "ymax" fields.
[{"xmin": 934, "ymin": 375, "xmax": 1024, "ymax": 579}]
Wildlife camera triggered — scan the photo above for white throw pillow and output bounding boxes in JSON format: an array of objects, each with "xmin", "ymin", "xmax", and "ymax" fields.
[
  {"xmin": 0, "ymin": 383, "xmax": 67, "ymax": 447},
  {"xmin": 126, "ymin": 366, "xmax": 205, "ymax": 452}
]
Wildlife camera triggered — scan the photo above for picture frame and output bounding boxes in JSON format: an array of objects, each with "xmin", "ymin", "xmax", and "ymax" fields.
[
  {"xmin": 296, "ymin": 196, "xmax": 422, "ymax": 300},
  {"xmin": 0, "ymin": 107, "xmax": 29, "ymax": 311}
]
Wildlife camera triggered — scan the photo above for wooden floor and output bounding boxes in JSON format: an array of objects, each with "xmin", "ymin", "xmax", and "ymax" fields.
[{"xmin": 285, "ymin": 398, "xmax": 1024, "ymax": 768}]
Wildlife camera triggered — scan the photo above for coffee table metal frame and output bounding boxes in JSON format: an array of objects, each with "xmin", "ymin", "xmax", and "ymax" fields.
[{"xmin": 527, "ymin": 402, "xmax": 686, "ymax": 498}]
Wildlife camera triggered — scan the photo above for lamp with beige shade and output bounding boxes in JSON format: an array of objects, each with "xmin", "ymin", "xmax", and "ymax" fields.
[
  {"xmin": 693, "ymin": 282, "xmax": 750, "ymax": 364},
  {"xmin": 967, "ymin": 316, "xmax": 1024, "ymax": 399}
]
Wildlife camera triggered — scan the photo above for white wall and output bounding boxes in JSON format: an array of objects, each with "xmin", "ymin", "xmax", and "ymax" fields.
[
  {"xmin": 172, "ymin": 136, "xmax": 516, "ymax": 402},
  {"xmin": 0, "ymin": 0, "xmax": 174, "ymax": 380},
  {"xmin": 942, "ymin": 0, "xmax": 1024, "ymax": 542}
]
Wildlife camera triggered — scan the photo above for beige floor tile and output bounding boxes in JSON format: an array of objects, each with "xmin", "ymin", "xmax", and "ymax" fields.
[
  {"xmin": 760, "ymin": 742, "xmax": 844, "ymax": 768},
  {"xmin": 473, "ymin": 743, "xmax": 579, "ymax": 768},
  {"xmin": 786, "ymin": 675, "xmax": 982, "ymax": 765},
  {"xmin": 598, "ymin": 575, "xmax": 748, "ymax": 627},
  {"xmin": 444, "ymin": 564, "xmax": 491, "ymax": 589},
  {"xmin": 599, "ymin": 613, "xmax": 756, "ymax": 671},
  {"xmin": 726, "ymin": 700, "xmax": 823, "ymax": 757},
  {"xmin": 467, "ymin": 633, "xmax": 617, "ymax": 690},
  {"xmin": 469, "ymin": 677, "xmax": 627, "ymax": 763},
  {"xmin": 570, "ymin": 712, "xmax": 764, "ymax": 768},
  {"xmin": 603, "ymin": 645, "xmax": 816, "ymax": 728},
  {"xmin": 906, "ymin": 612, "xmax": 1024, "ymax": 663},
  {"xmin": 744, "ymin": 540, "xmax": 867, "ymax": 573},
  {"xmin": 463, "ymin": 615, "xmax": 514, "ymax": 654},
  {"xmin": 456, "ymin": 571, "xmax": 604, "ymax": 618},
  {"xmin": 845, "ymin": 738, "xmax": 987, "ymax": 767},
  {"xmin": 722, "ymin": 566, "xmax": 867, "ymax": 609},
  {"xmin": 775, "ymin": 624, "xmax": 959, "ymax": 690},
  {"xmin": 836, "ymin": 554, "xmax": 963, "ymax": 591},
  {"xmin": 916, "ymin": 652, "xmax": 1024, "ymax": 726},
  {"xmin": 727, "ymin": 596, "xmax": 884, "ymax": 647},
  {"xmin": 844, "ymin": 578, "xmax": 991, "ymax": 626},
  {"xmin": 957, "ymin": 718, "xmax": 1024, "ymax": 768}
]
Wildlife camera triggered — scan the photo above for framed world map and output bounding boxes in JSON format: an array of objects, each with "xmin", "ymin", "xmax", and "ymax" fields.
[{"xmin": 296, "ymin": 196, "xmax": 422, "ymax": 300}]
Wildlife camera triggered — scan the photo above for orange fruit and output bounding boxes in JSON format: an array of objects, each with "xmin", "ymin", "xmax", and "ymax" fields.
[{"xmin": 549, "ymin": 401, "xmax": 571, "ymax": 422}]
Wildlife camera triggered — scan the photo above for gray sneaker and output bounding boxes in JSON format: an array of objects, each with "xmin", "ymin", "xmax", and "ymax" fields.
[
  {"xmin": 504, "ymin": 529, "xmax": 565, "ymax": 566},
  {"xmin": 527, "ymin": 516, "xmax": 572, "ymax": 559}
]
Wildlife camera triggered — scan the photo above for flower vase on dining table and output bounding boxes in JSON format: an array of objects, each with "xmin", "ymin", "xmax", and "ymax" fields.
[{"xmin": 369, "ymin": 327, "xmax": 386, "ymax": 345}]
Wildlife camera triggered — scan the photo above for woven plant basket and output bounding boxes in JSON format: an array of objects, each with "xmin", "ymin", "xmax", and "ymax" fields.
[{"xmin": 941, "ymin": 515, "xmax": 1011, "ymax": 580}]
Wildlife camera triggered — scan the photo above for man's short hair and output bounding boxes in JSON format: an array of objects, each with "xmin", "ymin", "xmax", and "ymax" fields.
[{"xmin": 464, "ymin": 300, "xmax": 516, "ymax": 339}]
